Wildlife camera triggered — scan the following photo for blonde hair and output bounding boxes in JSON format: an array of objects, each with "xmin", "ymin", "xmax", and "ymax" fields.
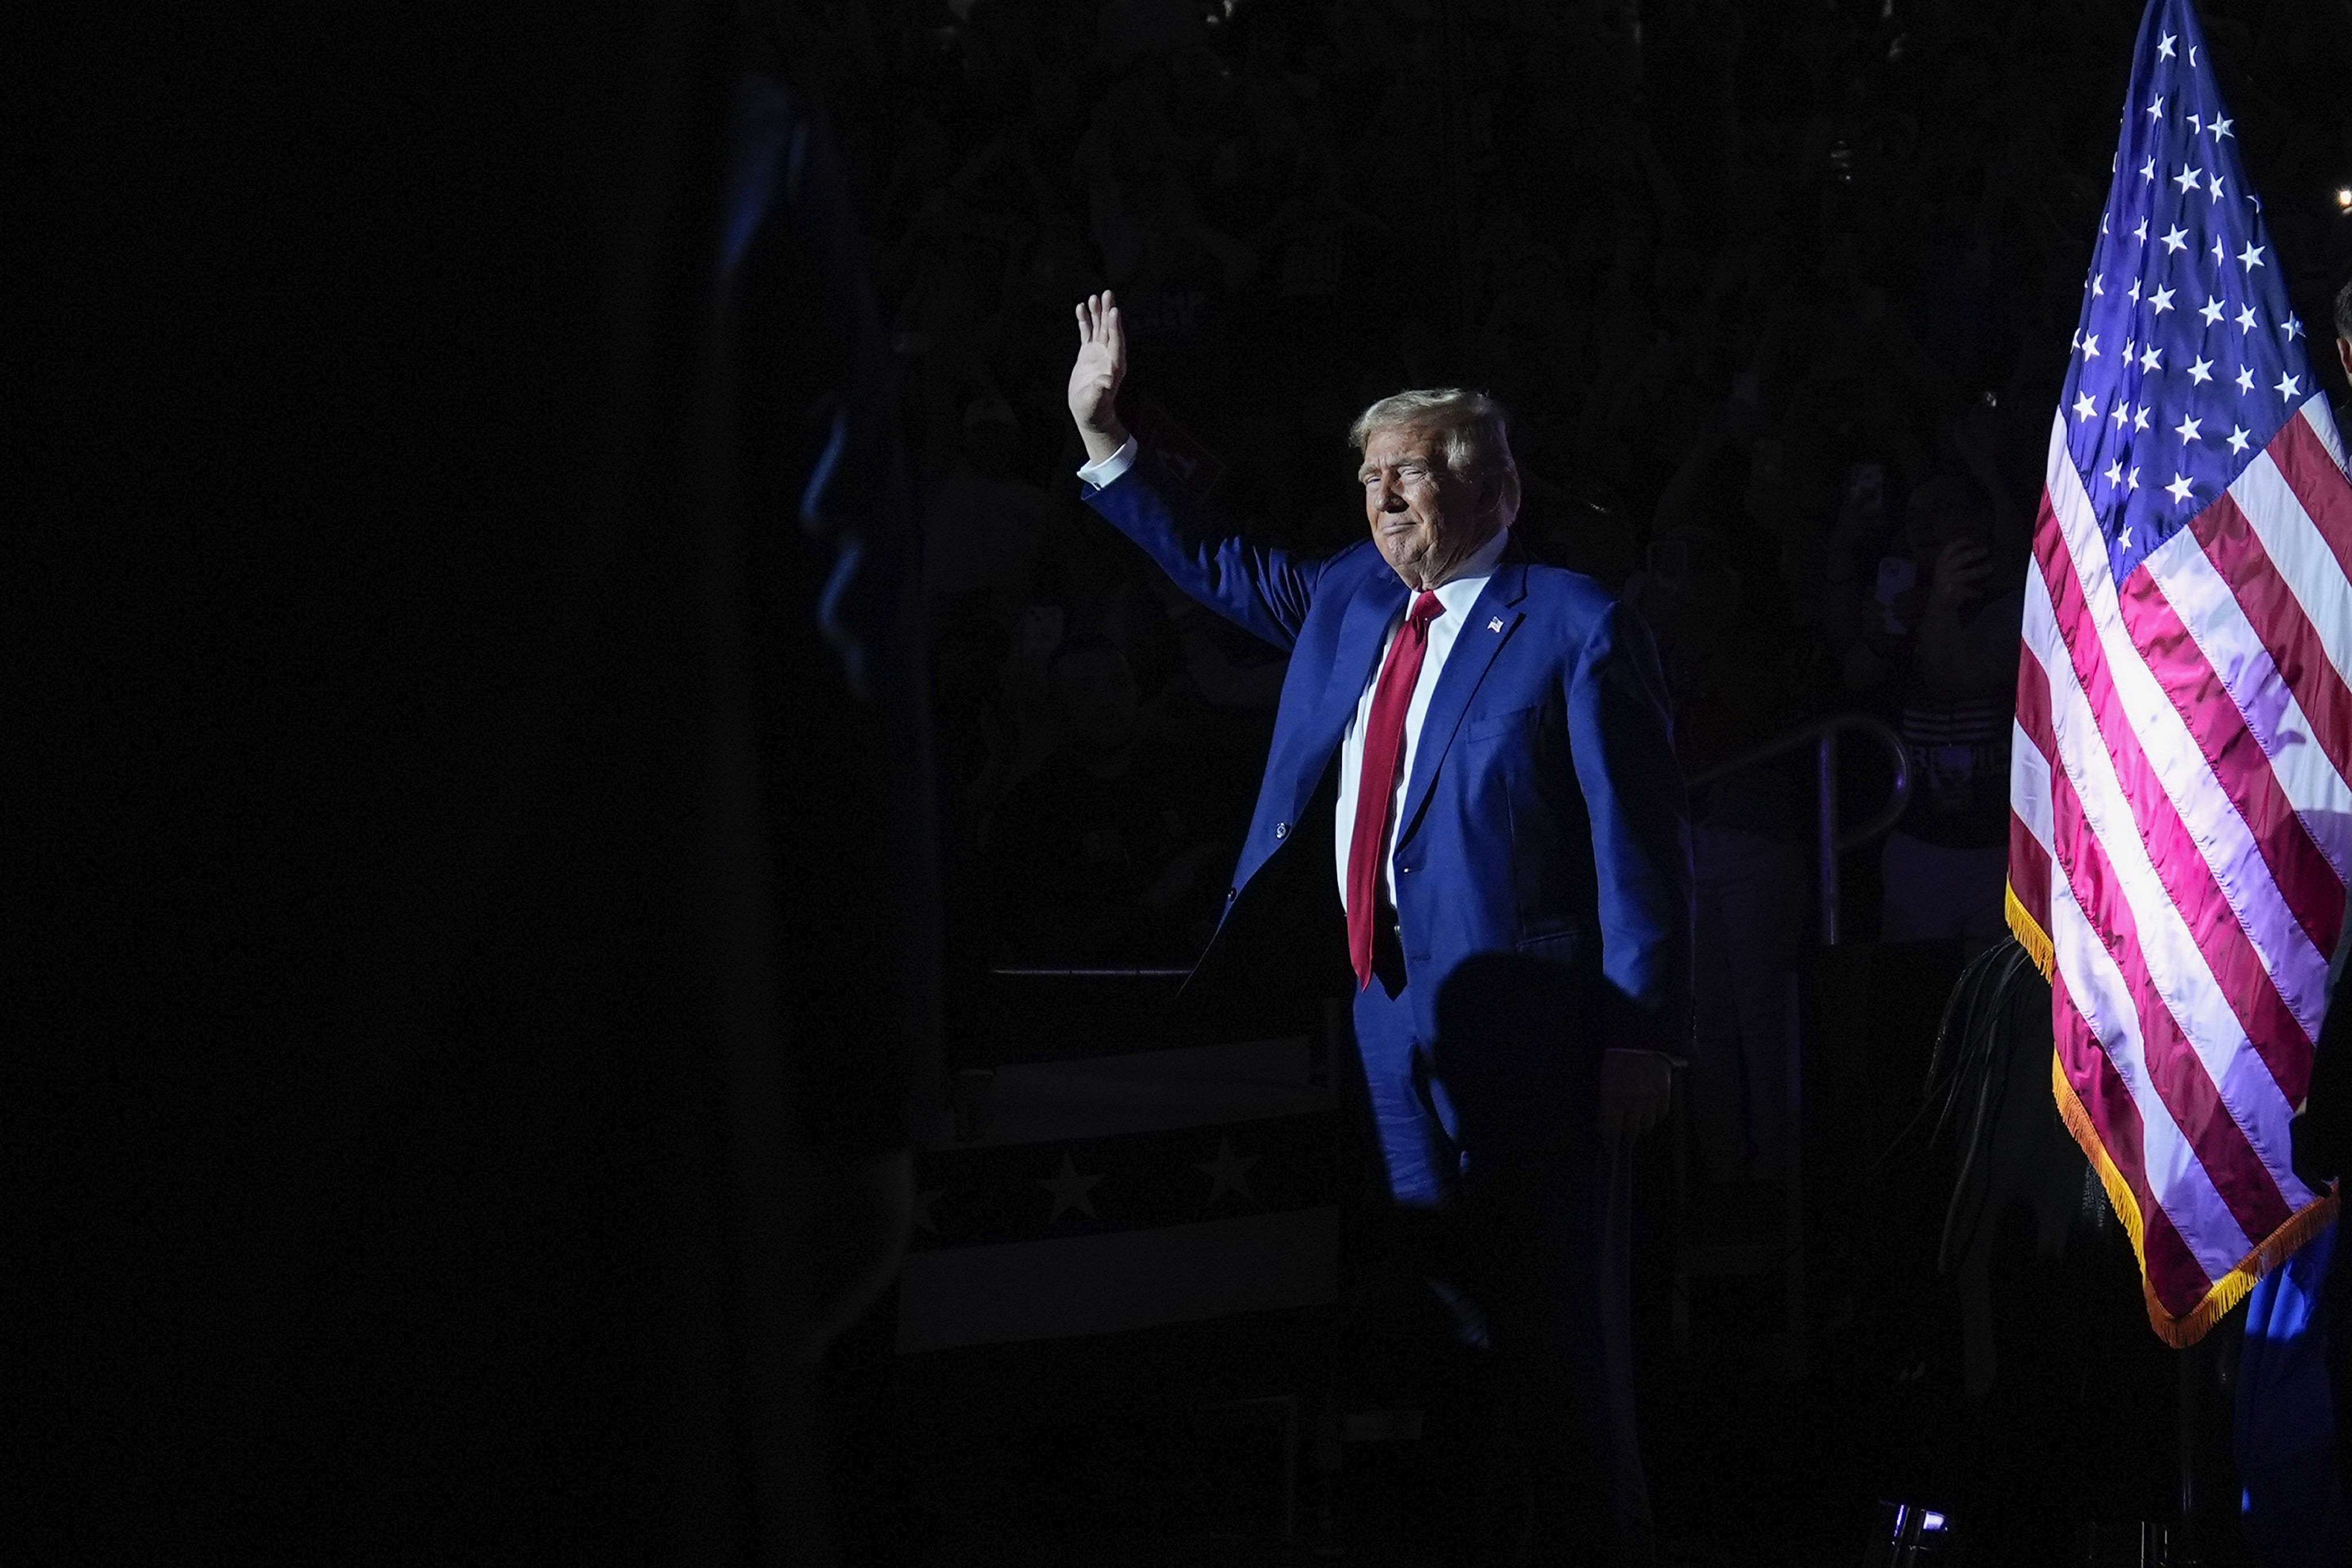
[{"xmin": 1349, "ymin": 388, "xmax": 1521, "ymax": 519}]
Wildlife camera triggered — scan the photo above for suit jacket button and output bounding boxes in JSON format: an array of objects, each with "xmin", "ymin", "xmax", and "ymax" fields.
[{"xmin": 1273, "ymin": 821, "xmax": 1289, "ymax": 840}]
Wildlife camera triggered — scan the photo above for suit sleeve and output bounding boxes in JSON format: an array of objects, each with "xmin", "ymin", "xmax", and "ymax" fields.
[
  {"xmin": 1566, "ymin": 600, "xmax": 1694, "ymax": 1036},
  {"xmin": 1081, "ymin": 446, "xmax": 1328, "ymax": 652}
]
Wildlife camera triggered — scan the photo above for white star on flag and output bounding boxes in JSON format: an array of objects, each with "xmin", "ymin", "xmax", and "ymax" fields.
[
  {"xmin": 2282, "ymin": 315, "xmax": 2303, "ymax": 342},
  {"xmin": 2224, "ymin": 425, "xmax": 2249, "ymax": 454},
  {"xmin": 2238, "ymin": 242, "xmax": 2265, "ymax": 272},
  {"xmin": 1195, "ymin": 1138, "xmax": 1260, "ymax": 1206},
  {"xmin": 2174, "ymin": 415, "xmax": 2203, "ymax": 443},
  {"xmin": 2187, "ymin": 356, "xmax": 2213, "ymax": 385},
  {"xmin": 1038, "ymin": 1153, "xmax": 1104, "ymax": 1221},
  {"xmin": 2174, "ymin": 164, "xmax": 2202, "ymax": 194},
  {"xmin": 2235, "ymin": 366, "xmax": 2256, "ymax": 393},
  {"xmin": 2074, "ymin": 393, "xmax": 2099, "ymax": 423},
  {"xmin": 2160, "ymin": 228, "xmax": 2187, "ymax": 256},
  {"xmin": 2237, "ymin": 304, "xmax": 2258, "ymax": 331},
  {"xmin": 2274, "ymin": 372, "xmax": 2301, "ymax": 401},
  {"xmin": 2164, "ymin": 473, "xmax": 2195, "ymax": 503},
  {"xmin": 2150, "ymin": 285, "xmax": 2176, "ymax": 313},
  {"xmin": 2157, "ymin": 31, "xmax": 2176, "ymax": 57},
  {"xmin": 2199, "ymin": 296, "xmax": 2223, "ymax": 326}
]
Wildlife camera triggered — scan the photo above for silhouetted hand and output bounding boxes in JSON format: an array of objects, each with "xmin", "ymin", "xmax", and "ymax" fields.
[{"xmin": 1928, "ymin": 539, "xmax": 1991, "ymax": 613}]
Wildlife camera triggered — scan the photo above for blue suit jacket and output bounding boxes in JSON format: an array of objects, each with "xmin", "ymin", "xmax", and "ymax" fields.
[{"xmin": 1084, "ymin": 448, "xmax": 1691, "ymax": 1127}]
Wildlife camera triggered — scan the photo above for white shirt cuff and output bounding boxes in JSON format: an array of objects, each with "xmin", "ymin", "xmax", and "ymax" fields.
[{"xmin": 1075, "ymin": 436, "xmax": 1138, "ymax": 490}]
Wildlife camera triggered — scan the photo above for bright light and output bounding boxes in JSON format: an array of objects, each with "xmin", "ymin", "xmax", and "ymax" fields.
[{"xmin": 2337, "ymin": 187, "xmax": 2352, "ymax": 212}]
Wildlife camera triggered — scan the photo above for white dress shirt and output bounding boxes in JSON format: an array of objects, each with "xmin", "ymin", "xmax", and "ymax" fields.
[
  {"xmin": 1077, "ymin": 435, "xmax": 1511, "ymax": 917},
  {"xmin": 1331, "ymin": 527, "xmax": 1511, "ymax": 914},
  {"xmin": 1075, "ymin": 435, "xmax": 1140, "ymax": 489}
]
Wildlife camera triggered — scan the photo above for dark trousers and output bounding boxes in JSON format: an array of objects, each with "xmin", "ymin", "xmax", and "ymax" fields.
[{"xmin": 1342, "ymin": 939, "xmax": 1629, "ymax": 1565}]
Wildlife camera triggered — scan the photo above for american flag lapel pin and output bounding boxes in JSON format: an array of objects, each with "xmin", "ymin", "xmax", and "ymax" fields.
[{"xmin": 1488, "ymin": 616, "xmax": 1504, "ymax": 632}]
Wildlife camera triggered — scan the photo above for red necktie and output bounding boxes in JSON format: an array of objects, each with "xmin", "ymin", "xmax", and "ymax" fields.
[{"xmin": 1347, "ymin": 590, "xmax": 1443, "ymax": 990}]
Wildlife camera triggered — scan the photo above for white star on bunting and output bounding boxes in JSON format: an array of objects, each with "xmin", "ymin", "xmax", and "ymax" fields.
[
  {"xmin": 1195, "ymin": 1138, "xmax": 1260, "ymax": 1206},
  {"xmin": 1038, "ymin": 1153, "xmax": 1104, "ymax": 1221}
]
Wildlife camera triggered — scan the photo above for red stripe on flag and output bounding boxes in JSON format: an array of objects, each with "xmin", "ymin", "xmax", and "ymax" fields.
[
  {"xmin": 2192, "ymin": 491, "xmax": 2352, "ymax": 789},
  {"xmin": 2009, "ymin": 808, "xmax": 2050, "ymax": 930},
  {"xmin": 2270, "ymin": 410, "xmax": 2352, "ymax": 590},
  {"xmin": 2117, "ymin": 564, "xmax": 2347, "ymax": 956},
  {"xmin": 2051, "ymin": 968, "xmax": 2214, "ymax": 1317},
  {"xmin": 2017, "ymin": 623, "xmax": 2057, "ymax": 757},
  {"xmin": 2036, "ymin": 504, "xmax": 2315, "ymax": 1103},
  {"xmin": 2040, "ymin": 692, "xmax": 2296, "ymax": 1239},
  {"xmin": 2011, "ymin": 646, "xmax": 2057, "ymax": 934}
]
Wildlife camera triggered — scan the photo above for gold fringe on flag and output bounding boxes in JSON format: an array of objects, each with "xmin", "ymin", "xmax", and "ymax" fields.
[
  {"xmin": 2050, "ymin": 1049, "xmax": 2341, "ymax": 1349},
  {"xmin": 2004, "ymin": 879, "xmax": 2054, "ymax": 981}
]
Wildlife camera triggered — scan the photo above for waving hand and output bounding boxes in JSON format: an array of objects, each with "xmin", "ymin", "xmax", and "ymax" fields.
[{"xmin": 1067, "ymin": 291, "xmax": 1130, "ymax": 466}]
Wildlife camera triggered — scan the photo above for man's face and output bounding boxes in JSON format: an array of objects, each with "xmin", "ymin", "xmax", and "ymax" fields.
[{"xmin": 1358, "ymin": 424, "xmax": 1509, "ymax": 590}]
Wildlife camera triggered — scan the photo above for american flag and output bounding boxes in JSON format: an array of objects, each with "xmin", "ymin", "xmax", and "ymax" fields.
[{"xmin": 2010, "ymin": 0, "xmax": 2351, "ymax": 1346}]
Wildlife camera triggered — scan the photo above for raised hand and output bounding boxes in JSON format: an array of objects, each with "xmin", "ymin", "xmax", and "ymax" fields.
[
  {"xmin": 1067, "ymin": 291, "xmax": 1130, "ymax": 465},
  {"xmin": 1928, "ymin": 539, "xmax": 1991, "ymax": 613}
]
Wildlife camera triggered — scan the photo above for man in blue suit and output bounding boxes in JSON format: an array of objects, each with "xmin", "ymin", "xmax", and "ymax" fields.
[{"xmin": 1065, "ymin": 293, "xmax": 1689, "ymax": 1562}]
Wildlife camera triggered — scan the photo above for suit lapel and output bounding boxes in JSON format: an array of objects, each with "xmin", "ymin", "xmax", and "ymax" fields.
[
  {"xmin": 1310, "ymin": 562, "xmax": 1407, "ymax": 754},
  {"xmin": 1395, "ymin": 559, "xmax": 1527, "ymax": 843}
]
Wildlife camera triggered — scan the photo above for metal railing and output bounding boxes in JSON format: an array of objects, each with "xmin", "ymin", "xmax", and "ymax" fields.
[{"xmin": 1687, "ymin": 710, "xmax": 1913, "ymax": 947}]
